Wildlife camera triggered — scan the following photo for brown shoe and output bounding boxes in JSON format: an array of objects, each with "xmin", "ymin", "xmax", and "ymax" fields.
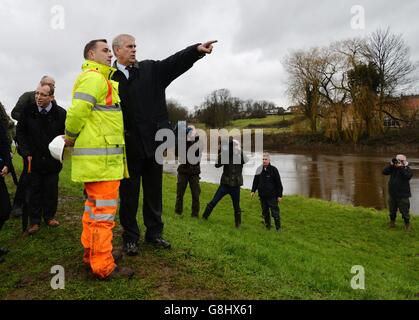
[
  {"xmin": 388, "ymin": 221, "xmax": 396, "ymax": 229},
  {"xmin": 107, "ymin": 266, "xmax": 134, "ymax": 280},
  {"xmin": 47, "ymin": 219, "xmax": 60, "ymax": 227},
  {"xmin": 27, "ymin": 224, "xmax": 40, "ymax": 235},
  {"xmin": 405, "ymin": 223, "xmax": 412, "ymax": 232}
]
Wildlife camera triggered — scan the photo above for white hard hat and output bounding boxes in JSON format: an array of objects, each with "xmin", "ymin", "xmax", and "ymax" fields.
[{"xmin": 49, "ymin": 135, "xmax": 66, "ymax": 163}]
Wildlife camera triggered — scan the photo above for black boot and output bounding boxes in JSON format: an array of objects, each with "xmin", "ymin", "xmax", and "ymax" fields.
[
  {"xmin": 234, "ymin": 211, "xmax": 242, "ymax": 229},
  {"xmin": 202, "ymin": 204, "xmax": 214, "ymax": 220},
  {"xmin": 0, "ymin": 248, "xmax": 9, "ymax": 256},
  {"xmin": 274, "ymin": 218, "xmax": 281, "ymax": 232},
  {"xmin": 264, "ymin": 215, "xmax": 272, "ymax": 230}
]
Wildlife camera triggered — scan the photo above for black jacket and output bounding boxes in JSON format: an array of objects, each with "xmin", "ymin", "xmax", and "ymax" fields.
[
  {"xmin": 0, "ymin": 120, "xmax": 12, "ymax": 170},
  {"xmin": 216, "ymin": 150, "xmax": 249, "ymax": 187},
  {"xmin": 16, "ymin": 101, "xmax": 66, "ymax": 174},
  {"xmin": 112, "ymin": 44, "xmax": 204, "ymax": 173},
  {"xmin": 12, "ymin": 91, "xmax": 36, "ymax": 122},
  {"xmin": 0, "ymin": 120, "xmax": 12, "ymax": 223},
  {"xmin": 176, "ymin": 135, "xmax": 202, "ymax": 175},
  {"xmin": 252, "ymin": 164, "xmax": 283, "ymax": 198},
  {"xmin": 383, "ymin": 165, "xmax": 413, "ymax": 198}
]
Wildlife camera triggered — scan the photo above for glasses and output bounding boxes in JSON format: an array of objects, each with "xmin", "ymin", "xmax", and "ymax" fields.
[{"xmin": 35, "ymin": 92, "xmax": 51, "ymax": 97}]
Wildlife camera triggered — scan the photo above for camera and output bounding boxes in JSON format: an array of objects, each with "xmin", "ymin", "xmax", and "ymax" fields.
[{"xmin": 392, "ymin": 158, "xmax": 400, "ymax": 165}]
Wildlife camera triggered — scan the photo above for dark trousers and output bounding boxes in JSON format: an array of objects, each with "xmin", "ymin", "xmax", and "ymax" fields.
[
  {"xmin": 13, "ymin": 169, "xmax": 28, "ymax": 208},
  {"xmin": 119, "ymin": 157, "xmax": 163, "ymax": 244},
  {"xmin": 260, "ymin": 197, "xmax": 280, "ymax": 227},
  {"xmin": 209, "ymin": 184, "xmax": 241, "ymax": 213},
  {"xmin": 175, "ymin": 173, "xmax": 201, "ymax": 217},
  {"xmin": 27, "ymin": 172, "xmax": 59, "ymax": 225},
  {"xmin": 0, "ymin": 177, "xmax": 11, "ymax": 227},
  {"xmin": 389, "ymin": 196, "xmax": 410, "ymax": 223}
]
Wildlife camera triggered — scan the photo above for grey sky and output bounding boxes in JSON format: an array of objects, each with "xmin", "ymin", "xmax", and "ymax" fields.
[{"xmin": 0, "ymin": 0, "xmax": 418, "ymax": 113}]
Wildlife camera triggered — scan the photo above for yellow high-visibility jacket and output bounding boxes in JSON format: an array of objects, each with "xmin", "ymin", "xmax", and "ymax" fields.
[{"xmin": 65, "ymin": 60, "xmax": 129, "ymax": 182}]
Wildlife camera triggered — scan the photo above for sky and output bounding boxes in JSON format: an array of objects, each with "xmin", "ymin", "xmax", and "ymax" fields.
[{"xmin": 0, "ymin": 0, "xmax": 418, "ymax": 113}]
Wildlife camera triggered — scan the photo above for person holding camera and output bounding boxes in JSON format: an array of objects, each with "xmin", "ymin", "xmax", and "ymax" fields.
[
  {"xmin": 383, "ymin": 155, "xmax": 413, "ymax": 231},
  {"xmin": 0, "ymin": 118, "xmax": 12, "ymax": 263},
  {"xmin": 202, "ymin": 137, "xmax": 249, "ymax": 228}
]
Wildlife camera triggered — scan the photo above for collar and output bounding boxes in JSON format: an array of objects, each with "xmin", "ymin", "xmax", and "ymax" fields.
[
  {"xmin": 82, "ymin": 60, "xmax": 116, "ymax": 79},
  {"xmin": 113, "ymin": 60, "xmax": 139, "ymax": 70},
  {"xmin": 38, "ymin": 102, "xmax": 53, "ymax": 113}
]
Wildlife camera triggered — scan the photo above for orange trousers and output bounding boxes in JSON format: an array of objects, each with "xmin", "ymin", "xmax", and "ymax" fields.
[{"xmin": 82, "ymin": 181, "xmax": 120, "ymax": 279}]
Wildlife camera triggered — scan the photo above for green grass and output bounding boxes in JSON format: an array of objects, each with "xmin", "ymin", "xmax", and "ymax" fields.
[
  {"xmin": 194, "ymin": 115, "xmax": 295, "ymax": 133},
  {"xmin": 0, "ymin": 156, "xmax": 418, "ymax": 300}
]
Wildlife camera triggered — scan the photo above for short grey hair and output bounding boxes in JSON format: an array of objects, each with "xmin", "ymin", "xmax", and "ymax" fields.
[
  {"xmin": 40, "ymin": 75, "xmax": 55, "ymax": 86},
  {"xmin": 263, "ymin": 152, "xmax": 271, "ymax": 159},
  {"xmin": 112, "ymin": 34, "xmax": 135, "ymax": 51}
]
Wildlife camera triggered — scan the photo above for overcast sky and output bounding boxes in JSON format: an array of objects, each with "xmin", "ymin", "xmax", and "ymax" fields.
[{"xmin": 1, "ymin": 0, "xmax": 418, "ymax": 113}]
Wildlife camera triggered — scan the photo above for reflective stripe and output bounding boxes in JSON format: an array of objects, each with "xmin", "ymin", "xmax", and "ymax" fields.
[
  {"xmin": 90, "ymin": 213, "xmax": 115, "ymax": 222},
  {"xmin": 92, "ymin": 105, "xmax": 121, "ymax": 112},
  {"xmin": 65, "ymin": 129, "xmax": 79, "ymax": 138},
  {"xmin": 86, "ymin": 70, "xmax": 113, "ymax": 106},
  {"xmin": 87, "ymin": 198, "xmax": 118, "ymax": 207},
  {"xmin": 85, "ymin": 205, "xmax": 115, "ymax": 222},
  {"xmin": 73, "ymin": 148, "xmax": 123, "ymax": 156},
  {"xmin": 74, "ymin": 92, "xmax": 97, "ymax": 105}
]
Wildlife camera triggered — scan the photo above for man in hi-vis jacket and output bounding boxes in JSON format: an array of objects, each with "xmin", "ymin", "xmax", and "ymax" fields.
[{"xmin": 65, "ymin": 39, "xmax": 133, "ymax": 280}]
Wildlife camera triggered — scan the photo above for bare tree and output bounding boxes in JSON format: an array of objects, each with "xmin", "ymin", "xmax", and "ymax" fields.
[
  {"xmin": 363, "ymin": 28, "xmax": 416, "ymax": 98},
  {"xmin": 284, "ymin": 48, "xmax": 326, "ymax": 133}
]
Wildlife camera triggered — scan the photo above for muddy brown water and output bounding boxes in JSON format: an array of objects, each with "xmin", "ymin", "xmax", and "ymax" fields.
[{"xmin": 164, "ymin": 151, "xmax": 419, "ymax": 215}]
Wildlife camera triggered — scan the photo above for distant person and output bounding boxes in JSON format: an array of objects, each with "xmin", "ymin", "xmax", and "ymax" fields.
[
  {"xmin": 202, "ymin": 137, "xmax": 249, "ymax": 228},
  {"xmin": 0, "ymin": 115, "xmax": 12, "ymax": 263},
  {"xmin": 383, "ymin": 155, "xmax": 413, "ymax": 231},
  {"xmin": 16, "ymin": 82, "xmax": 66, "ymax": 235},
  {"xmin": 251, "ymin": 153, "xmax": 283, "ymax": 232},
  {"xmin": 11, "ymin": 76, "xmax": 56, "ymax": 218},
  {"xmin": 175, "ymin": 124, "xmax": 202, "ymax": 218}
]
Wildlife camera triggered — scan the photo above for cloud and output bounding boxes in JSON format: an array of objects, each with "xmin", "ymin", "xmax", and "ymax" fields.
[{"xmin": 0, "ymin": 0, "xmax": 418, "ymax": 114}]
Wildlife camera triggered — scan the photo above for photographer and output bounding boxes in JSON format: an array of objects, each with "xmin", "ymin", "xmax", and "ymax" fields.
[
  {"xmin": 383, "ymin": 155, "xmax": 413, "ymax": 231},
  {"xmin": 202, "ymin": 137, "xmax": 249, "ymax": 228}
]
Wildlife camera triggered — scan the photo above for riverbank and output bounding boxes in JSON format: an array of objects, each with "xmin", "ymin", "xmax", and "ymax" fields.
[
  {"xmin": 0, "ymin": 158, "xmax": 418, "ymax": 300},
  {"xmin": 260, "ymin": 128, "xmax": 419, "ymax": 154}
]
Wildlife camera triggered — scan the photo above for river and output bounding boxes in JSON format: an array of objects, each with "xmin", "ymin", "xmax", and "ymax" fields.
[{"xmin": 164, "ymin": 151, "xmax": 419, "ymax": 215}]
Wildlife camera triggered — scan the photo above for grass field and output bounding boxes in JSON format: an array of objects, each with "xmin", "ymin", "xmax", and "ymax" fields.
[
  {"xmin": 0, "ymin": 156, "xmax": 418, "ymax": 300},
  {"xmin": 194, "ymin": 115, "xmax": 295, "ymax": 134}
]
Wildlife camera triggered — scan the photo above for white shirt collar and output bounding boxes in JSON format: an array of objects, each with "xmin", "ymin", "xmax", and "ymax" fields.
[
  {"xmin": 38, "ymin": 102, "xmax": 53, "ymax": 114},
  {"xmin": 116, "ymin": 62, "xmax": 130, "ymax": 80}
]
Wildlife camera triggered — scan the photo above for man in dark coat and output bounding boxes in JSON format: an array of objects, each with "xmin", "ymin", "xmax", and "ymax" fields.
[
  {"xmin": 383, "ymin": 155, "xmax": 413, "ymax": 231},
  {"xmin": 16, "ymin": 82, "xmax": 66, "ymax": 235},
  {"xmin": 111, "ymin": 34, "xmax": 216, "ymax": 255},
  {"xmin": 11, "ymin": 76, "xmax": 56, "ymax": 218},
  {"xmin": 251, "ymin": 153, "xmax": 283, "ymax": 231},
  {"xmin": 175, "ymin": 125, "xmax": 202, "ymax": 218},
  {"xmin": 0, "ymin": 116, "xmax": 12, "ymax": 263}
]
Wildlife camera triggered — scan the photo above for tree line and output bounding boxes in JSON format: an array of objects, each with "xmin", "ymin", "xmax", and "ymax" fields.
[
  {"xmin": 168, "ymin": 90, "xmax": 285, "ymax": 129},
  {"xmin": 283, "ymin": 27, "xmax": 418, "ymax": 142}
]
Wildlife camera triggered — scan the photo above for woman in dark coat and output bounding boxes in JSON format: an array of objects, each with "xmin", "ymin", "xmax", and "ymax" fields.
[{"xmin": 0, "ymin": 120, "xmax": 12, "ymax": 263}]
